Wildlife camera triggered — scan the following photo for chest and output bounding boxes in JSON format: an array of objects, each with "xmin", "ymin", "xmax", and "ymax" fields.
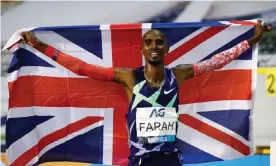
[{"xmin": 129, "ymin": 81, "xmax": 178, "ymax": 113}]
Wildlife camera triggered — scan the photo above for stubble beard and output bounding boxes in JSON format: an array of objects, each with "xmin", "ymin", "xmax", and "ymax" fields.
[{"xmin": 148, "ymin": 59, "xmax": 162, "ymax": 66}]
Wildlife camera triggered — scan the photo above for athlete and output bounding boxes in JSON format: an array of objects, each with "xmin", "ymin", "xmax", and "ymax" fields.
[{"xmin": 21, "ymin": 19, "xmax": 272, "ymax": 166}]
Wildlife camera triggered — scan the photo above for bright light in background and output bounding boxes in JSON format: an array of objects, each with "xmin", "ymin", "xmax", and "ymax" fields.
[{"xmin": 272, "ymin": 141, "xmax": 276, "ymax": 166}]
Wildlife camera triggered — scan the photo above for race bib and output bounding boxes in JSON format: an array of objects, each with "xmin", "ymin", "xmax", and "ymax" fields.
[{"xmin": 136, "ymin": 107, "xmax": 178, "ymax": 144}]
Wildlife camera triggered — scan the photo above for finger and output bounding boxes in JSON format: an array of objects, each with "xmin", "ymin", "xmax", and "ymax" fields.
[
  {"xmin": 21, "ymin": 32, "xmax": 28, "ymax": 38},
  {"xmin": 27, "ymin": 42, "xmax": 33, "ymax": 47},
  {"xmin": 22, "ymin": 40, "xmax": 33, "ymax": 47},
  {"xmin": 21, "ymin": 39, "xmax": 28, "ymax": 45},
  {"xmin": 21, "ymin": 35, "xmax": 28, "ymax": 42},
  {"xmin": 264, "ymin": 24, "xmax": 273, "ymax": 31},
  {"xmin": 263, "ymin": 23, "xmax": 268, "ymax": 28},
  {"xmin": 268, "ymin": 25, "xmax": 273, "ymax": 31},
  {"xmin": 260, "ymin": 20, "xmax": 265, "ymax": 27},
  {"xmin": 257, "ymin": 18, "xmax": 262, "ymax": 24},
  {"xmin": 21, "ymin": 36, "xmax": 26, "ymax": 42}
]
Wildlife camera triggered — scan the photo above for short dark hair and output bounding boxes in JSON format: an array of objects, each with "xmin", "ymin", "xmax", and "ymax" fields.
[
  {"xmin": 143, "ymin": 29, "xmax": 166, "ymax": 39},
  {"xmin": 141, "ymin": 29, "xmax": 169, "ymax": 53}
]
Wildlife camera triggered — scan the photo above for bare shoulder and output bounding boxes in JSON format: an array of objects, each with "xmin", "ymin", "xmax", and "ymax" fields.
[
  {"xmin": 172, "ymin": 64, "xmax": 193, "ymax": 73},
  {"xmin": 114, "ymin": 67, "xmax": 136, "ymax": 88},
  {"xmin": 172, "ymin": 64, "xmax": 194, "ymax": 85}
]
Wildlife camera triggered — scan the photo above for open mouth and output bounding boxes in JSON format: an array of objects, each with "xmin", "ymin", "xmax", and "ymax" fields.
[{"xmin": 150, "ymin": 52, "xmax": 159, "ymax": 58}]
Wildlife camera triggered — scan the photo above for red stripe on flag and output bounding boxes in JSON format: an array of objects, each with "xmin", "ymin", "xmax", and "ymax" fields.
[
  {"xmin": 110, "ymin": 23, "xmax": 143, "ymax": 165},
  {"xmin": 7, "ymin": 40, "xmax": 21, "ymax": 50},
  {"xmin": 179, "ymin": 70, "xmax": 252, "ymax": 104},
  {"xmin": 11, "ymin": 117, "xmax": 104, "ymax": 166},
  {"xmin": 230, "ymin": 21, "xmax": 256, "ymax": 25},
  {"xmin": 165, "ymin": 26, "xmax": 228, "ymax": 66},
  {"xmin": 9, "ymin": 76, "xmax": 128, "ymax": 108},
  {"xmin": 110, "ymin": 24, "xmax": 142, "ymax": 68},
  {"xmin": 179, "ymin": 114, "xmax": 250, "ymax": 155},
  {"xmin": 9, "ymin": 69, "xmax": 252, "ymax": 107}
]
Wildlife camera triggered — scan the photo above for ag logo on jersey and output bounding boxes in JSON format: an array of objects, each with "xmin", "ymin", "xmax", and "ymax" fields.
[{"xmin": 150, "ymin": 108, "xmax": 165, "ymax": 117}]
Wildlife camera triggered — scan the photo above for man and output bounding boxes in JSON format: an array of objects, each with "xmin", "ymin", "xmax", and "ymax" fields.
[{"xmin": 21, "ymin": 19, "xmax": 272, "ymax": 166}]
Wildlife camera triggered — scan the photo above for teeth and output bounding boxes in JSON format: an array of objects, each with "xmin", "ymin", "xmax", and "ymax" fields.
[{"xmin": 151, "ymin": 52, "xmax": 158, "ymax": 55}]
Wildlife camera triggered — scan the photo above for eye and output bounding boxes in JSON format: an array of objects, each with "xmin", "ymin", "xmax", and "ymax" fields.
[
  {"xmin": 156, "ymin": 39, "xmax": 164, "ymax": 45},
  {"xmin": 144, "ymin": 39, "xmax": 151, "ymax": 45}
]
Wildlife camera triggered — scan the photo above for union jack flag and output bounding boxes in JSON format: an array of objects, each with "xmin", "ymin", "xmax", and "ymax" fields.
[{"xmin": 4, "ymin": 20, "xmax": 257, "ymax": 166}]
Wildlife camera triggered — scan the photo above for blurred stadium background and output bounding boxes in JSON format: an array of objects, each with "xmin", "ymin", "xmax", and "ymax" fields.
[{"xmin": 1, "ymin": 1, "xmax": 276, "ymax": 166}]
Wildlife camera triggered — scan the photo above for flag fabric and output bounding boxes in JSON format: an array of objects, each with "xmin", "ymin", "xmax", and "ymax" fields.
[{"xmin": 4, "ymin": 20, "xmax": 257, "ymax": 166}]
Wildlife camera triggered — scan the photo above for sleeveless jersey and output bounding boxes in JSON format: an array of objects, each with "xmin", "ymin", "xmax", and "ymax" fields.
[{"xmin": 126, "ymin": 66, "xmax": 179, "ymax": 159}]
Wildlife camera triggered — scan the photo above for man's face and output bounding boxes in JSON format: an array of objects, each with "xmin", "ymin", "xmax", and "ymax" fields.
[{"xmin": 141, "ymin": 30, "xmax": 169, "ymax": 66}]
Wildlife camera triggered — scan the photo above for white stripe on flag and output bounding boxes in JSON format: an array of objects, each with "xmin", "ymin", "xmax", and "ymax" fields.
[
  {"xmin": 26, "ymin": 121, "xmax": 104, "ymax": 166},
  {"xmin": 9, "ymin": 43, "xmax": 79, "ymax": 78},
  {"xmin": 7, "ymin": 43, "xmax": 20, "ymax": 53},
  {"xmin": 7, "ymin": 107, "xmax": 106, "ymax": 164},
  {"xmin": 103, "ymin": 108, "xmax": 113, "ymax": 165},
  {"xmin": 7, "ymin": 117, "xmax": 76, "ymax": 164},
  {"xmin": 168, "ymin": 27, "xmax": 209, "ymax": 52},
  {"xmin": 177, "ymin": 122, "xmax": 244, "ymax": 160},
  {"xmin": 7, "ymin": 66, "xmax": 85, "ymax": 83},
  {"xmin": 178, "ymin": 100, "xmax": 252, "ymax": 114},
  {"xmin": 3, "ymin": 27, "xmax": 36, "ymax": 51},
  {"xmin": 100, "ymin": 24, "xmax": 113, "ymax": 68},
  {"xmin": 167, "ymin": 26, "xmax": 253, "ymax": 67},
  {"xmin": 220, "ymin": 60, "xmax": 255, "ymax": 70},
  {"xmin": 35, "ymin": 31, "xmax": 113, "ymax": 67},
  {"xmin": 8, "ymin": 107, "xmax": 105, "ymax": 118},
  {"xmin": 7, "ymin": 60, "xmax": 254, "ymax": 83},
  {"xmin": 178, "ymin": 100, "xmax": 252, "ymax": 150},
  {"xmin": 219, "ymin": 21, "xmax": 241, "ymax": 26},
  {"xmin": 219, "ymin": 20, "xmax": 257, "ymax": 26},
  {"xmin": 188, "ymin": 113, "xmax": 251, "ymax": 147},
  {"xmin": 26, "ymin": 109, "xmax": 113, "ymax": 165},
  {"xmin": 8, "ymin": 32, "xmax": 113, "ymax": 81},
  {"xmin": 142, "ymin": 23, "xmax": 152, "ymax": 36}
]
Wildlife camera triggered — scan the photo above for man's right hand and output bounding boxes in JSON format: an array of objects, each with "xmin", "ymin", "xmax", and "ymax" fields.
[
  {"xmin": 21, "ymin": 31, "xmax": 39, "ymax": 47},
  {"xmin": 21, "ymin": 31, "xmax": 48, "ymax": 53}
]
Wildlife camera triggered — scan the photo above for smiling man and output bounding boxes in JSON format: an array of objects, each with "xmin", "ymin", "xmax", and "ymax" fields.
[{"xmin": 21, "ymin": 19, "xmax": 272, "ymax": 166}]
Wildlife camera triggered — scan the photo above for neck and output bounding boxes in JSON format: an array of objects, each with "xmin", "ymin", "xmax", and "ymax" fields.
[{"xmin": 144, "ymin": 62, "xmax": 165, "ymax": 83}]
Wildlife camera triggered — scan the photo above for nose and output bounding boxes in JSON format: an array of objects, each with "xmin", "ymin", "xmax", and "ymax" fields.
[{"xmin": 152, "ymin": 42, "xmax": 157, "ymax": 49}]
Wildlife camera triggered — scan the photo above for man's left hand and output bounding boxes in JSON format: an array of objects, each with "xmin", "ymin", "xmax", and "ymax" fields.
[{"xmin": 248, "ymin": 19, "xmax": 273, "ymax": 46}]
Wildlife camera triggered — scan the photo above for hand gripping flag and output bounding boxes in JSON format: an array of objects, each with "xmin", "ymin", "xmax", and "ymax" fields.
[{"xmin": 3, "ymin": 20, "xmax": 258, "ymax": 166}]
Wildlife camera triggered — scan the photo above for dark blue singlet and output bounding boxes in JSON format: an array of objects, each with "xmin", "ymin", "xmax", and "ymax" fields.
[{"xmin": 126, "ymin": 67, "xmax": 183, "ymax": 166}]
